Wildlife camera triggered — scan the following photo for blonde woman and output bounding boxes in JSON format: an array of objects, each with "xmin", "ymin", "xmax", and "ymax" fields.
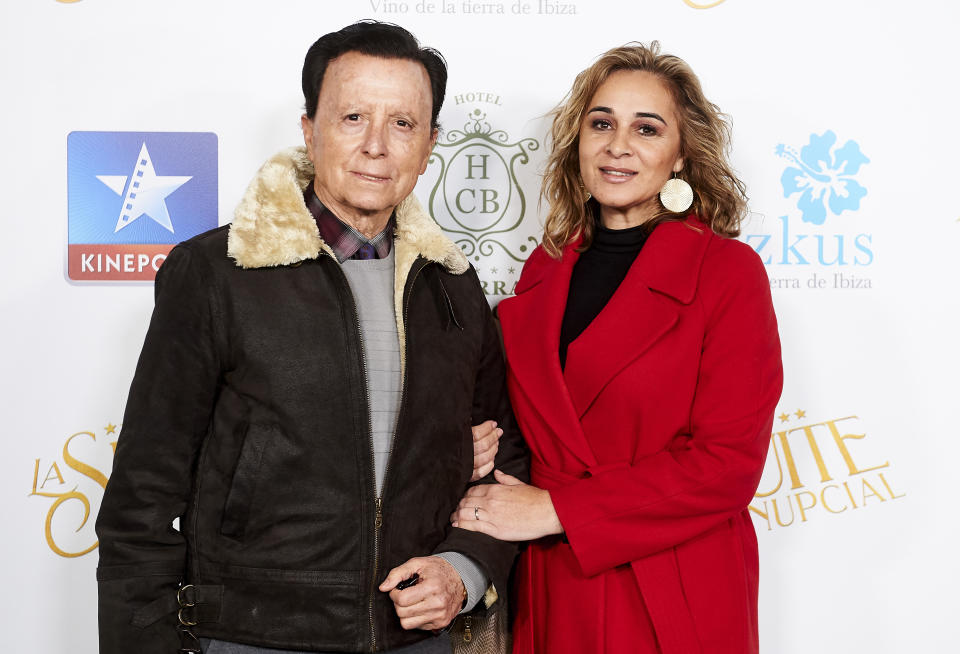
[{"xmin": 453, "ymin": 43, "xmax": 783, "ymax": 653}]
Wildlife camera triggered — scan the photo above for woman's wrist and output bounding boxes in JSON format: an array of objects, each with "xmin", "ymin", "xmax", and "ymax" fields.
[{"xmin": 543, "ymin": 490, "xmax": 564, "ymax": 536}]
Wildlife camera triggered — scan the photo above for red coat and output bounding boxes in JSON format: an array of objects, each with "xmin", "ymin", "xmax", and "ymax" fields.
[{"xmin": 497, "ymin": 217, "xmax": 783, "ymax": 654}]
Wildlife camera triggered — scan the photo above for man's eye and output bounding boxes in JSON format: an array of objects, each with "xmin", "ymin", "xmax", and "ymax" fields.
[
  {"xmin": 396, "ymin": 119, "xmax": 410, "ymax": 128},
  {"xmin": 346, "ymin": 114, "xmax": 361, "ymax": 121}
]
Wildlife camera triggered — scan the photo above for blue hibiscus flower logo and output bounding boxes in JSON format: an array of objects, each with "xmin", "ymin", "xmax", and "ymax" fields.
[{"xmin": 776, "ymin": 131, "xmax": 869, "ymax": 225}]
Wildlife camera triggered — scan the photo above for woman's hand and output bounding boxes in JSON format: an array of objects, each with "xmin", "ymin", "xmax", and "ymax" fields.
[
  {"xmin": 452, "ymin": 470, "xmax": 563, "ymax": 541},
  {"xmin": 470, "ymin": 420, "xmax": 502, "ymax": 482}
]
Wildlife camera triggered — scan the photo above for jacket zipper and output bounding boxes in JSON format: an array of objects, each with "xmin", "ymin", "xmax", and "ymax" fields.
[
  {"xmin": 359, "ymin": 304, "xmax": 378, "ymax": 652},
  {"xmin": 370, "ymin": 493, "xmax": 382, "ymax": 652},
  {"xmin": 376, "ymin": 260, "xmax": 427, "ymax": 523},
  {"xmin": 320, "ymin": 251, "xmax": 381, "ymax": 651},
  {"xmin": 329, "ymin": 253, "xmax": 429, "ymax": 651},
  {"xmin": 370, "ymin": 260, "xmax": 427, "ymax": 649}
]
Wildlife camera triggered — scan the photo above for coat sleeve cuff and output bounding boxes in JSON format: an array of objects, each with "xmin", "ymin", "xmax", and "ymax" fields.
[
  {"xmin": 434, "ymin": 552, "xmax": 489, "ymax": 612},
  {"xmin": 548, "ymin": 479, "xmax": 611, "ymax": 577}
]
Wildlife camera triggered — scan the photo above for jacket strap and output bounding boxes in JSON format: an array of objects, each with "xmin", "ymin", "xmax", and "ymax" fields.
[{"xmin": 130, "ymin": 584, "xmax": 223, "ymax": 628}]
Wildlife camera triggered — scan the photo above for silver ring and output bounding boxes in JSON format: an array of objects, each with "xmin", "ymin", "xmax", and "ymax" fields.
[{"xmin": 474, "ymin": 506, "xmax": 480, "ymax": 520}]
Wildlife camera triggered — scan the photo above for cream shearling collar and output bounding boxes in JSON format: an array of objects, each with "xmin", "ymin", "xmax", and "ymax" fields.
[{"xmin": 227, "ymin": 146, "xmax": 468, "ymax": 275}]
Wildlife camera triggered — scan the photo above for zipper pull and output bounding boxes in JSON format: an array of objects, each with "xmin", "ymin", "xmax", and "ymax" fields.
[
  {"xmin": 375, "ymin": 497, "xmax": 383, "ymax": 529},
  {"xmin": 463, "ymin": 616, "xmax": 472, "ymax": 643}
]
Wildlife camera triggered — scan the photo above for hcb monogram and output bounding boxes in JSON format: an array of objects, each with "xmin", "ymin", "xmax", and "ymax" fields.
[
  {"xmin": 428, "ymin": 108, "xmax": 540, "ymax": 264},
  {"xmin": 425, "ymin": 102, "xmax": 544, "ymax": 299}
]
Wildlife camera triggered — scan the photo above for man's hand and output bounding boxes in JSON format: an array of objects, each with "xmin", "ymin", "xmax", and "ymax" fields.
[
  {"xmin": 379, "ymin": 556, "xmax": 466, "ymax": 630},
  {"xmin": 470, "ymin": 420, "xmax": 502, "ymax": 482}
]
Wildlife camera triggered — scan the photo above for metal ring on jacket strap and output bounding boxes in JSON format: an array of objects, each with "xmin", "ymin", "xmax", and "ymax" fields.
[{"xmin": 177, "ymin": 584, "xmax": 196, "ymax": 607}]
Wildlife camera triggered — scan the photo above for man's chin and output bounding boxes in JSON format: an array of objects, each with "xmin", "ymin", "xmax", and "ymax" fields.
[{"xmin": 341, "ymin": 192, "xmax": 409, "ymax": 216}]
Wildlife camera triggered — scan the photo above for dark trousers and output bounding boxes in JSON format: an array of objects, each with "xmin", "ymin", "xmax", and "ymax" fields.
[{"xmin": 201, "ymin": 634, "xmax": 452, "ymax": 654}]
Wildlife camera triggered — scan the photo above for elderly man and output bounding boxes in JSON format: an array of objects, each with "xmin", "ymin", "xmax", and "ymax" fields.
[{"xmin": 95, "ymin": 21, "xmax": 526, "ymax": 654}]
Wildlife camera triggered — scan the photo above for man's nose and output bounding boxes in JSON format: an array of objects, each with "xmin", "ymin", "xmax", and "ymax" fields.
[{"xmin": 362, "ymin": 121, "xmax": 388, "ymax": 157}]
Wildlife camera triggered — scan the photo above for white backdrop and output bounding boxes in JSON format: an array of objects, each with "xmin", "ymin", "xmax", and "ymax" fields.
[{"xmin": 2, "ymin": 1, "xmax": 958, "ymax": 651}]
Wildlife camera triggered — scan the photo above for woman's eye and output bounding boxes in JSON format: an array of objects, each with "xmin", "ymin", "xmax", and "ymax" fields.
[
  {"xmin": 591, "ymin": 119, "xmax": 612, "ymax": 130},
  {"xmin": 637, "ymin": 124, "xmax": 658, "ymax": 136}
]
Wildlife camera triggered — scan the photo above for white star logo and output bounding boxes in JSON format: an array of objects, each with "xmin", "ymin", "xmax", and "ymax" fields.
[{"xmin": 96, "ymin": 143, "xmax": 192, "ymax": 233}]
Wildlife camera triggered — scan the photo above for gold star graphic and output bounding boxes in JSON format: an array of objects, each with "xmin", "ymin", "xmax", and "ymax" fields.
[
  {"xmin": 795, "ymin": 409, "xmax": 806, "ymax": 419},
  {"xmin": 105, "ymin": 423, "xmax": 117, "ymax": 435},
  {"xmin": 778, "ymin": 412, "xmax": 790, "ymax": 423}
]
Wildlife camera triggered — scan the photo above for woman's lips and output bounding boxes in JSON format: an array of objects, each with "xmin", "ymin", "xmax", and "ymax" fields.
[{"xmin": 599, "ymin": 167, "xmax": 637, "ymax": 182}]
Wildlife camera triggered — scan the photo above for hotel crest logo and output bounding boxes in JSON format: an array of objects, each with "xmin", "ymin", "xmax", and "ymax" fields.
[
  {"xmin": 424, "ymin": 93, "xmax": 542, "ymax": 300},
  {"xmin": 749, "ymin": 408, "xmax": 904, "ymax": 531},
  {"xmin": 29, "ymin": 423, "xmax": 118, "ymax": 557}
]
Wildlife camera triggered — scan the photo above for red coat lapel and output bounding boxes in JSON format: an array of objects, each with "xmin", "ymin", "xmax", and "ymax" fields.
[
  {"xmin": 562, "ymin": 283, "xmax": 677, "ymax": 419},
  {"xmin": 563, "ymin": 217, "xmax": 712, "ymax": 419},
  {"xmin": 499, "ymin": 243, "xmax": 598, "ymax": 467},
  {"xmin": 500, "ymin": 217, "xmax": 712, "ymax": 466}
]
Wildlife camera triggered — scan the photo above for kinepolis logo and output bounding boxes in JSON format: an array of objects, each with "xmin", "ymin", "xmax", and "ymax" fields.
[
  {"xmin": 67, "ymin": 131, "xmax": 218, "ymax": 281},
  {"xmin": 743, "ymin": 130, "xmax": 873, "ymax": 290},
  {"xmin": 749, "ymin": 408, "xmax": 904, "ymax": 531},
  {"xmin": 29, "ymin": 423, "xmax": 118, "ymax": 557},
  {"xmin": 422, "ymin": 94, "xmax": 542, "ymax": 301}
]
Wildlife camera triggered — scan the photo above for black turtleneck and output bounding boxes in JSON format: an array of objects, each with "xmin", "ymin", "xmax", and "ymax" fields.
[{"xmin": 559, "ymin": 216, "xmax": 650, "ymax": 369}]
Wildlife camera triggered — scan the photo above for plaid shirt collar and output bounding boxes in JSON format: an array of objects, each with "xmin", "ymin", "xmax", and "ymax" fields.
[{"xmin": 304, "ymin": 181, "xmax": 395, "ymax": 263}]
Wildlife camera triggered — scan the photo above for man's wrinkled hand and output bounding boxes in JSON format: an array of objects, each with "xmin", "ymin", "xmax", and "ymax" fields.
[
  {"xmin": 378, "ymin": 556, "xmax": 466, "ymax": 631},
  {"xmin": 470, "ymin": 420, "xmax": 502, "ymax": 482}
]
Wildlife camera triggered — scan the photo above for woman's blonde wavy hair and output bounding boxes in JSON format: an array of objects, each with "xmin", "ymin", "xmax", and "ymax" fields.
[{"xmin": 541, "ymin": 42, "xmax": 747, "ymax": 258}]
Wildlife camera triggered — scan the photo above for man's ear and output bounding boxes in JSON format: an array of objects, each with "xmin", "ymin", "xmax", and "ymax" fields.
[
  {"xmin": 419, "ymin": 127, "xmax": 439, "ymax": 175},
  {"xmin": 301, "ymin": 114, "xmax": 315, "ymax": 161}
]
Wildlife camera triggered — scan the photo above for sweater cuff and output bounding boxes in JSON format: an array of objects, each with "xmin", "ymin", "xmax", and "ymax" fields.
[{"xmin": 434, "ymin": 552, "xmax": 488, "ymax": 613}]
